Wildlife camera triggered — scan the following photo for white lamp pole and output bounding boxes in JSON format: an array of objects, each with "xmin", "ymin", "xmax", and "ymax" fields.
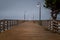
[
  {"xmin": 33, "ymin": 13, "xmax": 34, "ymax": 20},
  {"xmin": 24, "ymin": 11, "xmax": 27, "ymax": 21},
  {"xmin": 36, "ymin": 2, "xmax": 41, "ymax": 20},
  {"xmin": 24, "ymin": 12, "xmax": 25, "ymax": 20},
  {"xmin": 24, "ymin": 11, "xmax": 26, "ymax": 20}
]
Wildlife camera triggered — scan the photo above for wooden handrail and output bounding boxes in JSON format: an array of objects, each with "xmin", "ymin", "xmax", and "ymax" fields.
[{"xmin": 0, "ymin": 19, "xmax": 18, "ymax": 32}]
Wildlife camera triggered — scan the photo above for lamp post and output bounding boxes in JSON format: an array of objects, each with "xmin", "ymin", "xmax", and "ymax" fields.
[
  {"xmin": 24, "ymin": 12, "xmax": 25, "ymax": 20},
  {"xmin": 24, "ymin": 11, "xmax": 26, "ymax": 22},
  {"xmin": 33, "ymin": 13, "xmax": 35, "ymax": 23},
  {"xmin": 36, "ymin": 2, "xmax": 41, "ymax": 25},
  {"xmin": 33, "ymin": 13, "xmax": 34, "ymax": 20},
  {"xmin": 36, "ymin": 2, "xmax": 41, "ymax": 20}
]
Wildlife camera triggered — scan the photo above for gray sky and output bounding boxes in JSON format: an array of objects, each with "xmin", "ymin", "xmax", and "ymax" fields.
[{"xmin": 0, "ymin": 0, "xmax": 60, "ymax": 20}]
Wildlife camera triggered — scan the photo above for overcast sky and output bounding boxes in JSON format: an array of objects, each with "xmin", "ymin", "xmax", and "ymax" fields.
[{"xmin": 0, "ymin": 0, "xmax": 60, "ymax": 20}]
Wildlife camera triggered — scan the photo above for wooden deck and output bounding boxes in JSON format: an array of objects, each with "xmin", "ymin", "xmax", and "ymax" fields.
[{"xmin": 0, "ymin": 21, "xmax": 60, "ymax": 40}]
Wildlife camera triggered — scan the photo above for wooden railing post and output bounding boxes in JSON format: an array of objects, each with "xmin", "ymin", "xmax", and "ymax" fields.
[
  {"xmin": 0, "ymin": 20, "xmax": 4, "ymax": 32},
  {"xmin": 8, "ymin": 20, "xmax": 11, "ymax": 29},
  {"xmin": 0, "ymin": 20, "xmax": 1, "ymax": 32},
  {"xmin": 4, "ymin": 20, "xmax": 7, "ymax": 30}
]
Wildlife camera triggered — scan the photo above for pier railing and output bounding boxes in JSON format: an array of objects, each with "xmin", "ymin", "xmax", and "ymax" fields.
[
  {"xmin": 0, "ymin": 19, "xmax": 19, "ymax": 32},
  {"xmin": 40, "ymin": 20, "xmax": 60, "ymax": 33}
]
